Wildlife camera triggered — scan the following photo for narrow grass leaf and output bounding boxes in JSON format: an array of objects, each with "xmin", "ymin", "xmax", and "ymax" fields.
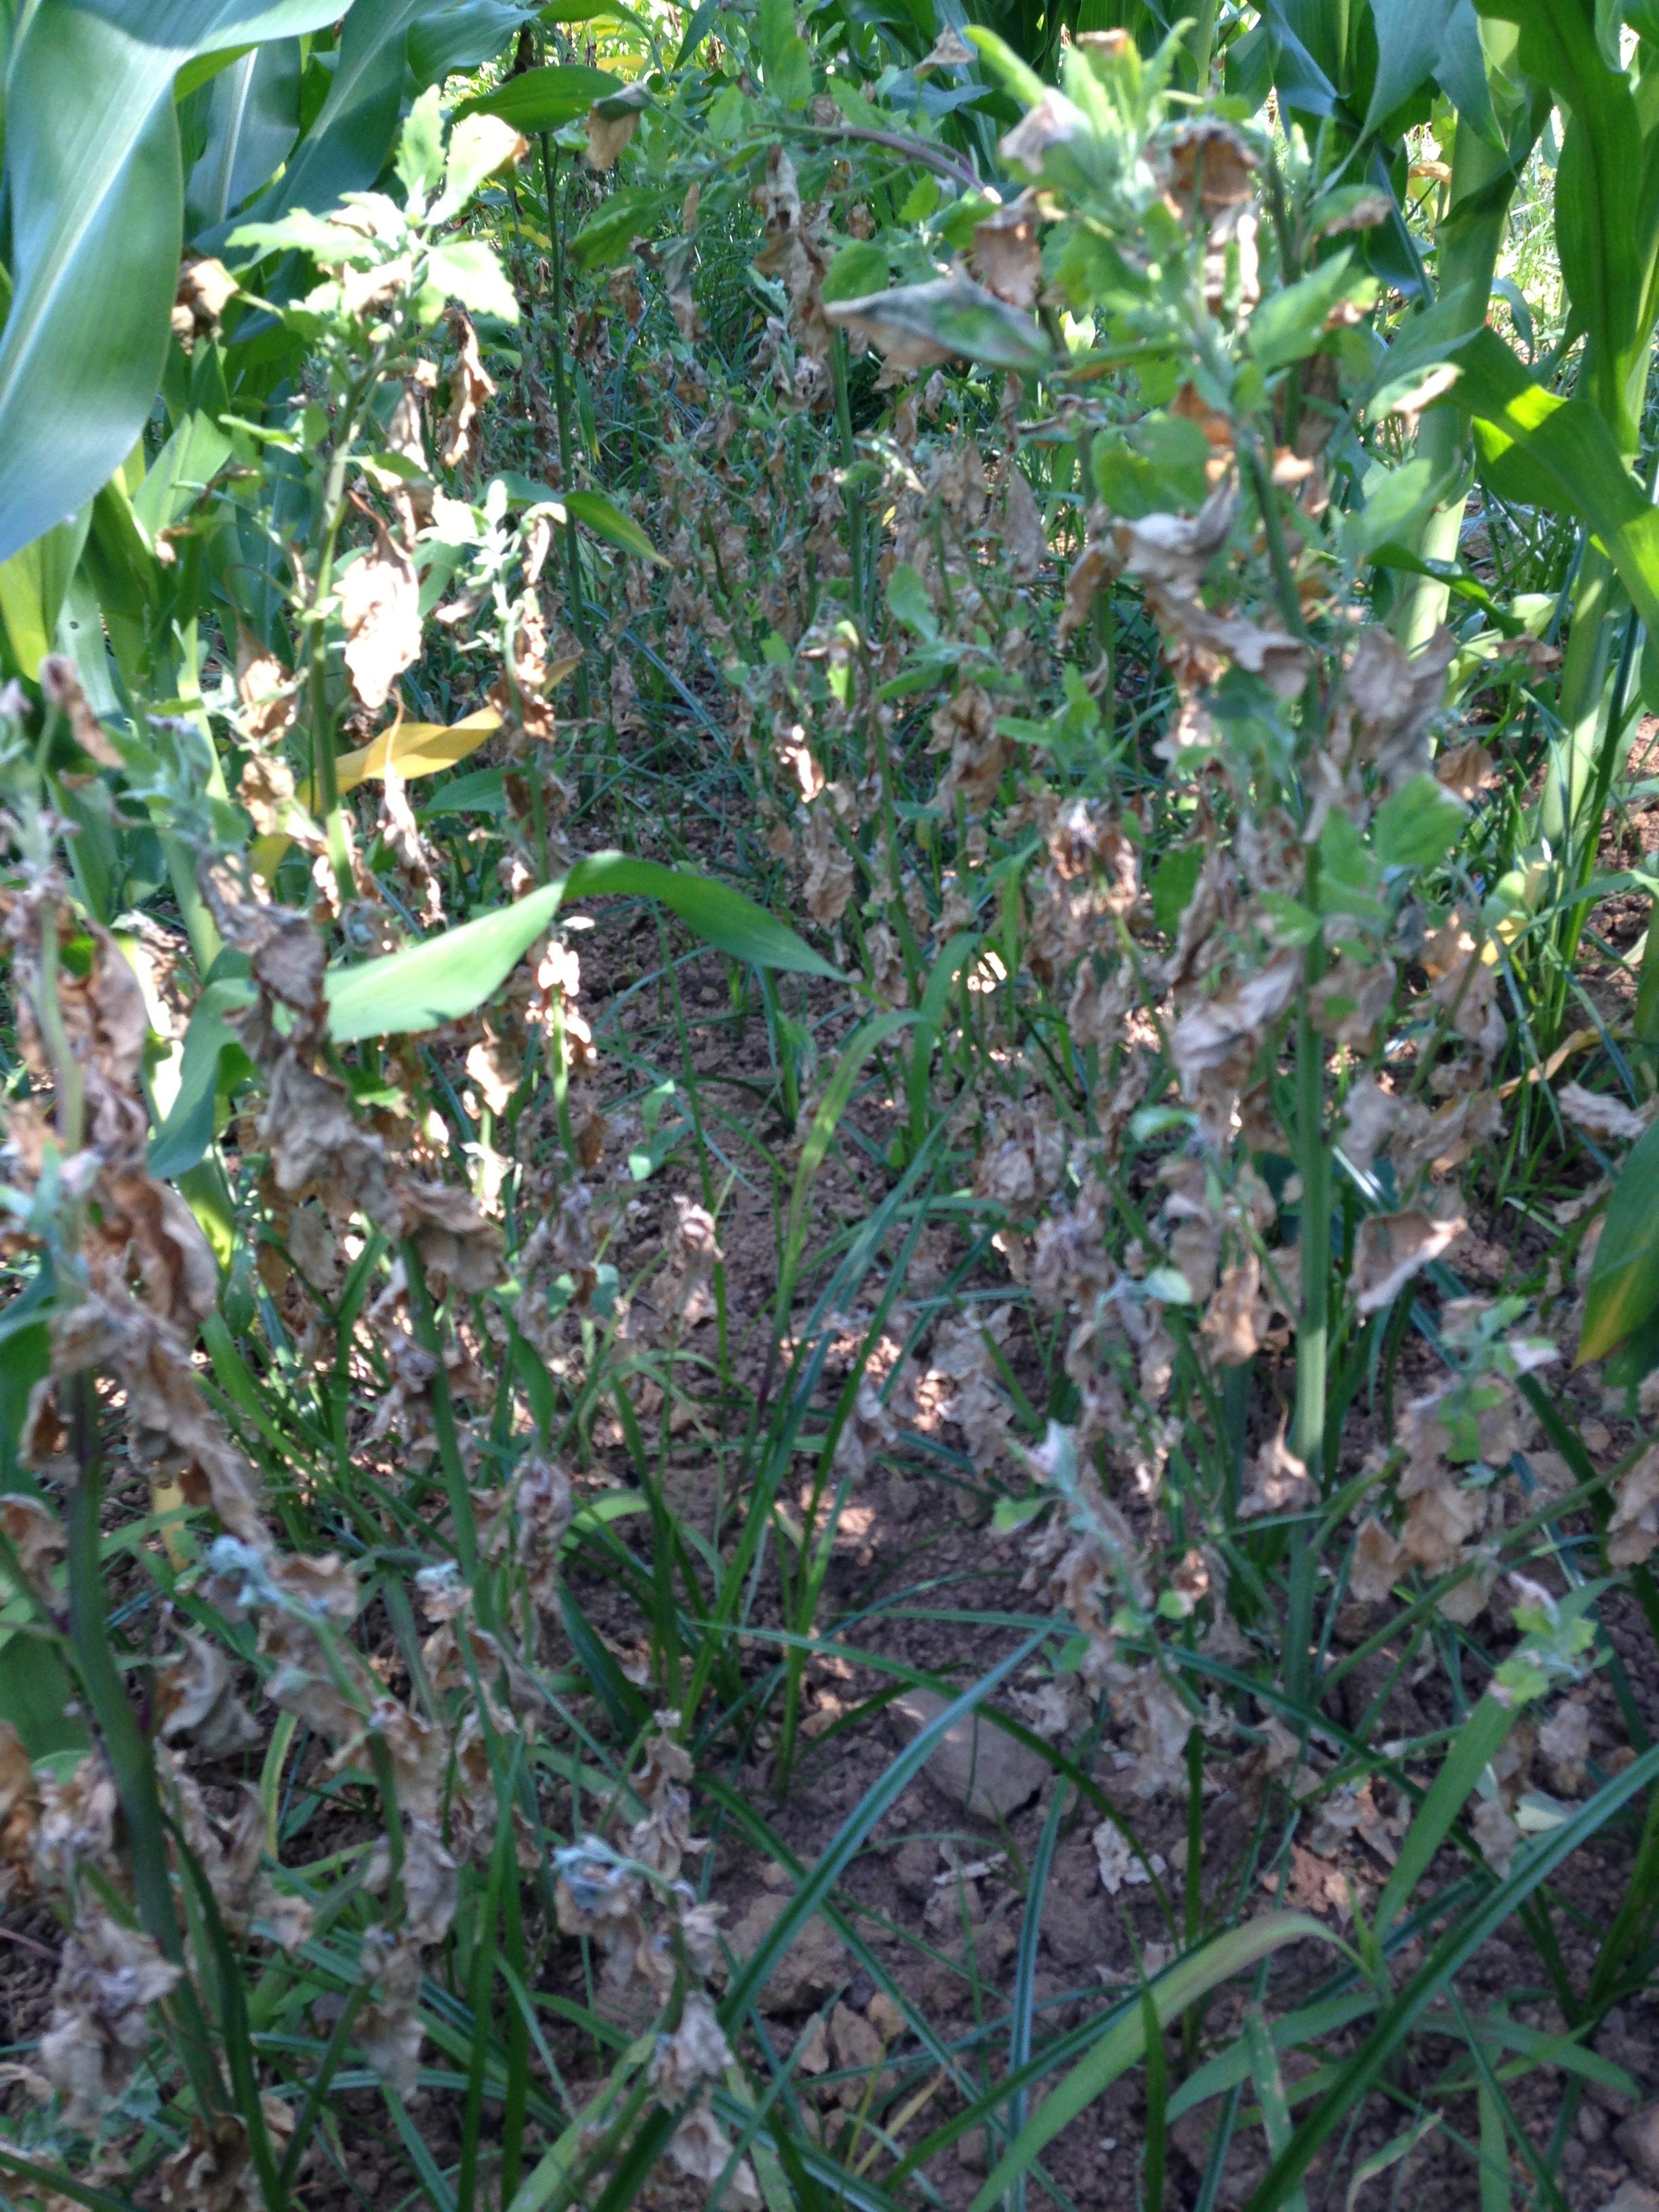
[{"xmin": 968, "ymin": 1916, "xmax": 1341, "ymax": 2212}]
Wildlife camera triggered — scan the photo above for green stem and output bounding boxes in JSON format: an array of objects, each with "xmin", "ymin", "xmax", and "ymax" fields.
[
  {"xmin": 831, "ymin": 329, "xmax": 866, "ymax": 622},
  {"xmin": 66, "ymin": 1373, "xmax": 226, "ymax": 2119},
  {"xmin": 1288, "ymin": 847, "xmax": 1328, "ymax": 1711},
  {"xmin": 399, "ymin": 1240, "xmax": 484, "ymax": 1605},
  {"xmin": 307, "ymin": 359, "xmax": 385, "ymax": 909},
  {"xmin": 1396, "ymin": 123, "xmax": 1531, "ymax": 650},
  {"xmin": 540, "ymin": 137, "xmax": 595, "ymax": 729}
]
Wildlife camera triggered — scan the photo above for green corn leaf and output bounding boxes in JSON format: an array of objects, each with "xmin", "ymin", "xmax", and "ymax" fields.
[
  {"xmin": 0, "ymin": 0, "xmax": 350, "ymax": 566},
  {"xmin": 0, "ymin": 507, "xmax": 91, "ymax": 679},
  {"xmin": 1448, "ymin": 326, "xmax": 1659, "ymax": 632},
  {"xmin": 453, "ymin": 62, "xmax": 620, "ymax": 128},
  {"xmin": 131, "ymin": 409, "xmax": 234, "ymax": 537},
  {"xmin": 409, "ymin": 0, "xmax": 531, "ymax": 87},
  {"xmin": 0, "ymin": 2146, "xmax": 140, "ymax": 2212},
  {"xmin": 184, "ymin": 37, "xmax": 302, "ymax": 237},
  {"xmin": 1364, "ymin": 0, "xmax": 1461, "ymax": 131},
  {"xmin": 722, "ymin": 1633, "xmax": 1048, "ymax": 2026},
  {"xmin": 1476, "ymin": 0, "xmax": 1655, "ymax": 437},
  {"xmin": 561, "ymin": 490, "xmax": 665, "ymax": 562},
  {"xmin": 1168, "ymin": 1994, "xmax": 1378, "ymax": 2118},
  {"xmin": 562, "ymin": 852, "xmax": 837, "ymax": 975},
  {"xmin": 148, "ymin": 981, "xmax": 253, "ymax": 1179},
  {"xmin": 779, "ymin": 1008, "xmax": 915, "ymax": 1300},
  {"xmin": 968, "ymin": 1915, "xmax": 1345, "ymax": 2212},
  {"xmin": 322, "ymin": 854, "xmax": 834, "ymax": 1043},
  {"xmin": 1373, "ymin": 1692, "xmax": 1514, "ymax": 1942},
  {"xmin": 255, "ymin": 0, "xmax": 453, "ymax": 224},
  {"xmin": 541, "ymin": 0, "xmax": 653, "ymax": 28},
  {"xmin": 1580, "ymin": 1115, "xmax": 1659, "ymax": 1360}
]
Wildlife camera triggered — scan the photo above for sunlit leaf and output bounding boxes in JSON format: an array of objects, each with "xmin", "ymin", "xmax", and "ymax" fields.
[{"xmin": 322, "ymin": 852, "xmax": 836, "ymax": 1042}]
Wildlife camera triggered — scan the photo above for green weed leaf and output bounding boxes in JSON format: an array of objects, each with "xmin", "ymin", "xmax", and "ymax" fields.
[
  {"xmin": 454, "ymin": 61, "xmax": 619, "ymax": 129},
  {"xmin": 1374, "ymin": 773, "xmax": 1467, "ymax": 869}
]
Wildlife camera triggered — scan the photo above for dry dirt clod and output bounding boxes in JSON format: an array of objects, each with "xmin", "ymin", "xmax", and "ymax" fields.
[
  {"xmin": 886, "ymin": 1687, "xmax": 1049, "ymax": 1822},
  {"xmin": 1597, "ymin": 2182, "xmax": 1659, "ymax": 2212},
  {"xmin": 722, "ymin": 1889, "xmax": 846, "ymax": 2013},
  {"xmin": 1616, "ymin": 2107, "xmax": 1659, "ymax": 2187},
  {"xmin": 892, "ymin": 1835, "xmax": 938, "ymax": 1902}
]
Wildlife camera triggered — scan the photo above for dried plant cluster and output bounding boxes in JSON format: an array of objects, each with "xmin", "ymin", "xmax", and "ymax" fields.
[{"xmin": 5, "ymin": 5, "xmax": 1659, "ymax": 2212}]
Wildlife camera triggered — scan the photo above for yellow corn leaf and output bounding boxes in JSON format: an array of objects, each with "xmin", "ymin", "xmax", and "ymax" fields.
[
  {"xmin": 331, "ymin": 705, "xmax": 502, "ymax": 794},
  {"xmin": 252, "ymin": 710, "xmax": 504, "ymax": 884}
]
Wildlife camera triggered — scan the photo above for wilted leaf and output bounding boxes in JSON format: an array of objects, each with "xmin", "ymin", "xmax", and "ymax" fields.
[
  {"xmin": 337, "ymin": 521, "xmax": 421, "ymax": 713},
  {"xmin": 586, "ymin": 81, "xmax": 650, "ymax": 171},
  {"xmin": 823, "ymin": 276, "xmax": 1050, "ymax": 374},
  {"xmin": 1351, "ymin": 1210, "xmax": 1465, "ymax": 1315},
  {"xmin": 972, "ymin": 191, "xmax": 1042, "ymax": 310},
  {"xmin": 1557, "ymin": 1082, "xmax": 1648, "ymax": 1143}
]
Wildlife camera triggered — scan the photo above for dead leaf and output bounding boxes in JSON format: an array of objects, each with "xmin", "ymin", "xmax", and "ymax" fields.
[
  {"xmin": 1538, "ymin": 1695, "xmax": 1591, "ymax": 1794},
  {"xmin": 1435, "ymin": 738, "xmax": 1496, "ymax": 801},
  {"xmin": 1349, "ymin": 1514, "xmax": 1402, "ymax": 1603},
  {"xmin": 1239, "ymin": 1424, "xmax": 1311, "ymax": 1517},
  {"xmin": 999, "ymin": 88, "xmax": 1088, "ymax": 178},
  {"xmin": 1111, "ymin": 483, "xmax": 1233, "ymax": 588},
  {"xmin": 1271, "ymin": 1842, "xmax": 1351, "ymax": 1918},
  {"xmin": 586, "ymin": 98, "xmax": 640, "ymax": 171},
  {"xmin": 1004, "ymin": 466, "xmax": 1047, "ymax": 579},
  {"xmin": 1309, "ymin": 954, "xmax": 1395, "ymax": 1050},
  {"xmin": 39, "ymin": 1913, "xmax": 183, "ymax": 2127},
  {"xmin": 171, "ymin": 254, "xmax": 239, "ymax": 348},
  {"xmin": 972, "ymin": 191, "xmax": 1042, "ymax": 310},
  {"xmin": 396, "ymin": 1178, "xmax": 504, "ymax": 1293},
  {"xmin": 39, "ymin": 655, "xmax": 122, "ymax": 766},
  {"xmin": 1351, "ymin": 1209, "xmax": 1466, "ymax": 1315},
  {"xmin": 1609, "ymin": 1446, "xmax": 1659, "ymax": 1565},
  {"xmin": 157, "ymin": 1630, "xmax": 261, "ymax": 1758},
  {"xmin": 1169, "ymin": 953, "xmax": 1300, "ymax": 1081},
  {"xmin": 918, "ymin": 24, "xmax": 975, "ymax": 69},
  {"xmin": 441, "ymin": 306, "xmax": 497, "ymax": 472},
  {"xmin": 1557, "ymin": 1082, "xmax": 1648, "ymax": 1143},
  {"xmin": 1338, "ymin": 1074, "xmax": 1397, "ymax": 1170},
  {"xmin": 1346, "ymin": 625, "xmax": 1454, "ymax": 787},
  {"xmin": 755, "ymin": 144, "xmax": 831, "ymax": 361},
  {"xmin": 338, "ymin": 520, "xmax": 421, "ymax": 713}
]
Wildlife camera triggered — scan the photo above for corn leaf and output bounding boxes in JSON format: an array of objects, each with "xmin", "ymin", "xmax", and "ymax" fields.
[
  {"xmin": 1580, "ymin": 1115, "xmax": 1659, "ymax": 1360},
  {"xmin": 322, "ymin": 852, "xmax": 835, "ymax": 1043},
  {"xmin": 0, "ymin": 0, "xmax": 349, "ymax": 567},
  {"xmin": 331, "ymin": 707, "xmax": 502, "ymax": 792},
  {"xmin": 560, "ymin": 490, "xmax": 665, "ymax": 563},
  {"xmin": 1448, "ymin": 327, "xmax": 1659, "ymax": 632}
]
